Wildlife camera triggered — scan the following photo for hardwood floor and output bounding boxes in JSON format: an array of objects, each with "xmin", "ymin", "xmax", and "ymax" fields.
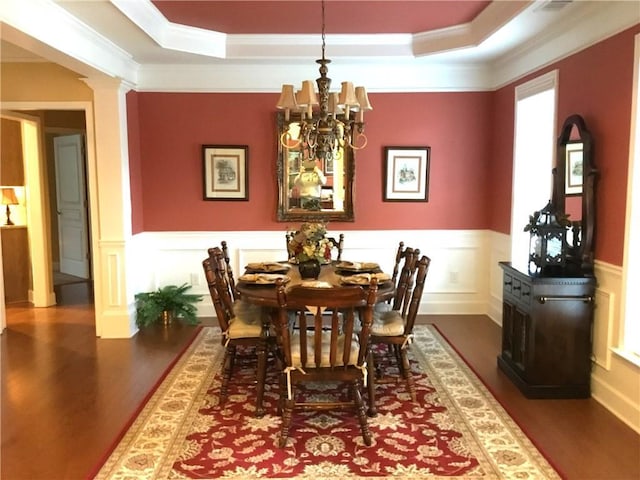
[{"xmin": 1, "ymin": 283, "xmax": 639, "ymax": 479}]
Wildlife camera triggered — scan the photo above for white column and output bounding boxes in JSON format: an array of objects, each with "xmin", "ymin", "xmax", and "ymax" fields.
[{"xmin": 82, "ymin": 76, "xmax": 137, "ymax": 338}]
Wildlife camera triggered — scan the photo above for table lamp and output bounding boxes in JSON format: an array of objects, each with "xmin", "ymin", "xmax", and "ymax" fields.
[{"xmin": 1, "ymin": 187, "xmax": 19, "ymax": 226}]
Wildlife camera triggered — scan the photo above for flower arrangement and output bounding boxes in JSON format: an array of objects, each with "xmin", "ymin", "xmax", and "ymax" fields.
[{"xmin": 287, "ymin": 222, "xmax": 335, "ymax": 263}]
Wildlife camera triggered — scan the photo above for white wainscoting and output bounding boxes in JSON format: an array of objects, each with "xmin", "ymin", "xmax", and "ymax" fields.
[
  {"xmin": 130, "ymin": 229, "xmax": 494, "ymax": 319},
  {"xmin": 129, "ymin": 229, "xmax": 639, "ymax": 432},
  {"xmin": 589, "ymin": 260, "xmax": 640, "ymax": 434}
]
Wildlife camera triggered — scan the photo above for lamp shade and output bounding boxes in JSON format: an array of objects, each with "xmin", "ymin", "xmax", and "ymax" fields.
[
  {"xmin": 355, "ymin": 86, "xmax": 373, "ymax": 111},
  {"xmin": 1, "ymin": 188, "xmax": 18, "ymax": 205},
  {"xmin": 338, "ymin": 82, "xmax": 358, "ymax": 107},
  {"xmin": 328, "ymin": 92, "xmax": 344, "ymax": 115},
  {"xmin": 297, "ymin": 80, "xmax": 318, "ymax": 107},
  {"xmin": 277, "ymin": 84, "xmax": 298, "ymax": 110}
]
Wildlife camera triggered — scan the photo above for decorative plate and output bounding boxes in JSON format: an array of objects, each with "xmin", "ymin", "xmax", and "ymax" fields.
[
  {"xmin": 335, "ymin": 261, "xmax": 380, "ymax": 273},
  {"xmin": 245, "ymin": 262, "xmax": 290, "ymax": 273},
  {"xmin": 339, "ymin": 272, "xmax": 391, "ymax": 285},
  {"xmin": 238, "ymin": 273, "xmax": 291, "ymax": 285}
]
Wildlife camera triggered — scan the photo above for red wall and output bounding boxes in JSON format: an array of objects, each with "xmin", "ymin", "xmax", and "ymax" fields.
[
  {"xmin": 490, "ymin": 25, "xmax": 640, "ymax": 266},
  {"xmin": 129, "ymin": 91, "xmax": 492, "ymax": 232},
  {"xmin": 128, "ymin": 25, "xmax": 639, "ymax": 267},
  {"xmin": 126, "ymin": 92, "xmax": 144, "ymax": 233}
]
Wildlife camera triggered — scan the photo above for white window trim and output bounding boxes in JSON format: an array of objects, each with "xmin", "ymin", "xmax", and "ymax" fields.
[{"xmin": 618, "ymin": 33, "xmax": 640, "ymax": 366}]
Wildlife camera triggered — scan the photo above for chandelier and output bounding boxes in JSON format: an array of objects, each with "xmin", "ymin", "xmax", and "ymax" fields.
[{"xmin": 276, "ymin": 0, "xmax": 372, "ymax": 164}]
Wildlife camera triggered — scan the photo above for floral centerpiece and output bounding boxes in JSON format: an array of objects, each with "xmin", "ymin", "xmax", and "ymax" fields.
[{"xmin": 287, "ymin": 222, "xmax": 335, "ymax": 264}]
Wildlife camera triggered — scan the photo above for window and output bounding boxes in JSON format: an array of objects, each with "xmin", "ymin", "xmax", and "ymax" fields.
[
  {"xmin": 620, "ymin": 34, "xmax": 640, "ymax": 362},
  {"xmin": 511, "ymin": 71, "xmax": 558, "ymax": 267}
]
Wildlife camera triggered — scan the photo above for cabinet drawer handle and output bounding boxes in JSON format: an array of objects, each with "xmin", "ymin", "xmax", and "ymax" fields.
[
  {"xmin": 512, "ymin": 285, "xmax": 521, "ymax": 291},
  {"xmin": 537, "ymin": 295, "xmax": 593, "ymax": 304}
]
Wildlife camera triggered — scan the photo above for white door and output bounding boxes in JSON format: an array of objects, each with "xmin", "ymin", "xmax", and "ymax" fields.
[{"xmin": 54, "ymin": 134, "xmax": 90, "ymax": 278}]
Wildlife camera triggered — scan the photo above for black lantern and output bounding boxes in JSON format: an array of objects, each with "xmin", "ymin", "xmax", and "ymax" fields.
[{"xmin": 526, "ymin": 201, "xmax": 570, "ymax": 276}]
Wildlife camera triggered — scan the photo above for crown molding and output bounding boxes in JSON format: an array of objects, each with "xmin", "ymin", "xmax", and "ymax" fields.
[
  {"xmin": 412, "ymin": 0, "xmax": 529, "ymax": 57},
  {"xmin": 2, "ymin": 0, "xmax": 638, "ymax": 93},
  {"xmin": 491, "ymin": 1, "xmax": 640, "ymax": 88},
  {"xmin": 0, "ymin": 0, "xmax": 139, "ymax": 82},
  {"xmin": 110, "ymin": 0, "xmax": 227, "ymax": 59},
  {"xmin": 136, "ymin": 60, "xmax": 493, "ymax": 93},
  {"xmin": 227, "ymin": 33, "xmax": 415, "ymax": 60}
]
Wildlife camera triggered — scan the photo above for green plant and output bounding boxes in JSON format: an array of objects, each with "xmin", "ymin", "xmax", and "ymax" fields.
[{"xmin": 135, "ymin": 283, "xmax": 203, "ymax": 327}]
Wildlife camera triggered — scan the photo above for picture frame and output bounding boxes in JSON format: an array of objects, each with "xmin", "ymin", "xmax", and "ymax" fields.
[
  {"xmin": 202, "ymin": 145, "xmax": 249, "ymax": 200},
  {"xmin": 383, "ymin": 146, "xmax": 430, "ymax": 202},
  {"xmin": 324, "ymin": 155, "xmax": 334, "ymax": 175},
  {"xmin": 565, "ymin": 142, "xmax": 583, "ymax": 196}
]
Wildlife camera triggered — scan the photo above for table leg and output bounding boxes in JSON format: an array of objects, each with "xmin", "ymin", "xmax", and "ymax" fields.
[
  {"xmin": 255, "ymin": 336, "xmax": 267, "ymax": 417},
  {"xmin": 366, "ymin": 350, "xmax": 377, "ymax": 417}
]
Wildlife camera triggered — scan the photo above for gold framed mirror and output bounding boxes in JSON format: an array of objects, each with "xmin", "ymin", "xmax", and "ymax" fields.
[{"xmin": 276, "ymin": 112, "xmax": 355, "ymax": 222}]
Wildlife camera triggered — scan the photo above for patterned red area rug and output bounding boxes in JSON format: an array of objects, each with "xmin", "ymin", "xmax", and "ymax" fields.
[{"xmin": 93, "ymin": 325, "xmax": 561, "ymax": 479}]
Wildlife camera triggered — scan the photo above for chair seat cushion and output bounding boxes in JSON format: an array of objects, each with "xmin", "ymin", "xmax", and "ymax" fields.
[
  {"xmin": 371, "ymin": 310, "xmax": 405, "ymax": 336},
  {"xmin": 290, "ymin": 331, "xmax": 360, "ymax": 368},
  {"xmin": 374, "ymin": 302, "xmax": 392, "ymax": 313},
  {"xmin": 227, "ymin": 300, "xmax": 263, "ymax": 339}
]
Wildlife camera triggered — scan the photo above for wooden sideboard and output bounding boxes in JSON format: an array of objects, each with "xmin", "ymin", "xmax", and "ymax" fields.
[{"xmin": 497, "ymin": 262, "xmax": 595, "ymax": 398}]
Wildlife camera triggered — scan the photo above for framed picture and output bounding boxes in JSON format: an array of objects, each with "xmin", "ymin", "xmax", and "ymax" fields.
[
  {"xmin": 383, "ymin": 146, "xmax": 430, "ymax": 202},
  {"xmin": 565, "ymin": 142, "xmax": 583, "ymax": 196},
  {"xmin": 288, "ymin": 150, "xmax": 301, "ymax": 173},
  {"xmin": 202, "ymin": 145, "xmax": 248, "ymax": 200},
  {"xmin": 324, "ymin": 155, "xmax": 334, "ymax": 175}
]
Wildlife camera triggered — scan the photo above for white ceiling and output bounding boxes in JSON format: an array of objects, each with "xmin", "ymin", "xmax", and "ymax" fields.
[{"xmin": 1, "ymin": 0, "xmax": 638, "ymax": 92}]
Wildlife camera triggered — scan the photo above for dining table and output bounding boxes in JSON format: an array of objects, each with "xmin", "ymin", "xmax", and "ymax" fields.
[
  {"xmin": 236, "ymin": 260, "xmax": 395, "ymax": 306},
  {"xmin": 235, "ymin": 260, "xmax": 395, "ymax": 417}
]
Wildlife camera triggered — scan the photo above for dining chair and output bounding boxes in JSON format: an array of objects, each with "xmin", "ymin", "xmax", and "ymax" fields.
[
  {"xmin": 203, "ymin": 248, "xmax": 271, "ymax": 417},
  {"xmin": 377, "ymin": 245, "xmax": 420, "ymax": 315},
  {"xmin": 367, "ymin": 254, "xmax": 431, "ymax": 416},
  {"xmin": 272, "ymin": 277, "xmax": 379, "ymax": 448},
  {"xmin": 390, "ymin": 241, "xmax": 405, "ymax": 287},
  {"xmin": 218, "ymin": 241, "xmax": 239, "ymax": 301},
  {"xmin": 327, "ymin": 233, "xmax": 345, "ymax": 262}
]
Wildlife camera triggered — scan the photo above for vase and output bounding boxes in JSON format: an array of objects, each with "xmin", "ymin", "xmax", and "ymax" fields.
[{"xmin": 298, "ymin": 258, "xmax": 321, "ymax": 279}]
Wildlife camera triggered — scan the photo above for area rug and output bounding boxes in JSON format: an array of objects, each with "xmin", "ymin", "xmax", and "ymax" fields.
[{"xmin": 92, "ymin": 325, "xmax": 561, "ymax": 479}]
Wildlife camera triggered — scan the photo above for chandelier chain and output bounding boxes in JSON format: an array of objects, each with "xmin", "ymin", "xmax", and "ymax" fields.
[{"xmin": 321, "ymin": 0, "xmax": 326, "ymax": 61}]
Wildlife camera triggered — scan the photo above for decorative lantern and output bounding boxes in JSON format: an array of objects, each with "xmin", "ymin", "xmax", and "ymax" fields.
[{"xmin": 525, "ymin": 201, "xmax": 570, "ymax": 276}]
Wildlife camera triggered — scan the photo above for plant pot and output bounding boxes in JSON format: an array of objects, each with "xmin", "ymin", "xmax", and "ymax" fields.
[
  {"xmin": 161, "ymin": 310, "xmax": 174, "ymax": 326},
  {"xmin": 298, "ymin": 258, "xmax": 321, "ymax": 279}
]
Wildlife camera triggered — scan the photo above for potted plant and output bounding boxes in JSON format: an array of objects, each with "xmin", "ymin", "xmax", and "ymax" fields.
[
  {"xmin": 135, "ymin": 283, "xmax": 203, "ymax": 327},
  {"xmin": 287, "ymin": 222, "xmax": 336, "ymax": 279}
]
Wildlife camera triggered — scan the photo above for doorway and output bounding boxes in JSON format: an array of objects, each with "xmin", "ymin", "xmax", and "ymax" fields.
[{"xmin": 0, "ymin": 107, "xmax": 94, "ymax": 326}]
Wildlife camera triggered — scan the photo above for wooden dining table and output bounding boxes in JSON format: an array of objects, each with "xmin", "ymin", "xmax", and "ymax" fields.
[
  {"xmin": 235, "ymin": 261, "xmax": 395, "ymax": 417},
  {"xmin": 236, "ymin": 262, "xmax": 395, "ymax": 306}
]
